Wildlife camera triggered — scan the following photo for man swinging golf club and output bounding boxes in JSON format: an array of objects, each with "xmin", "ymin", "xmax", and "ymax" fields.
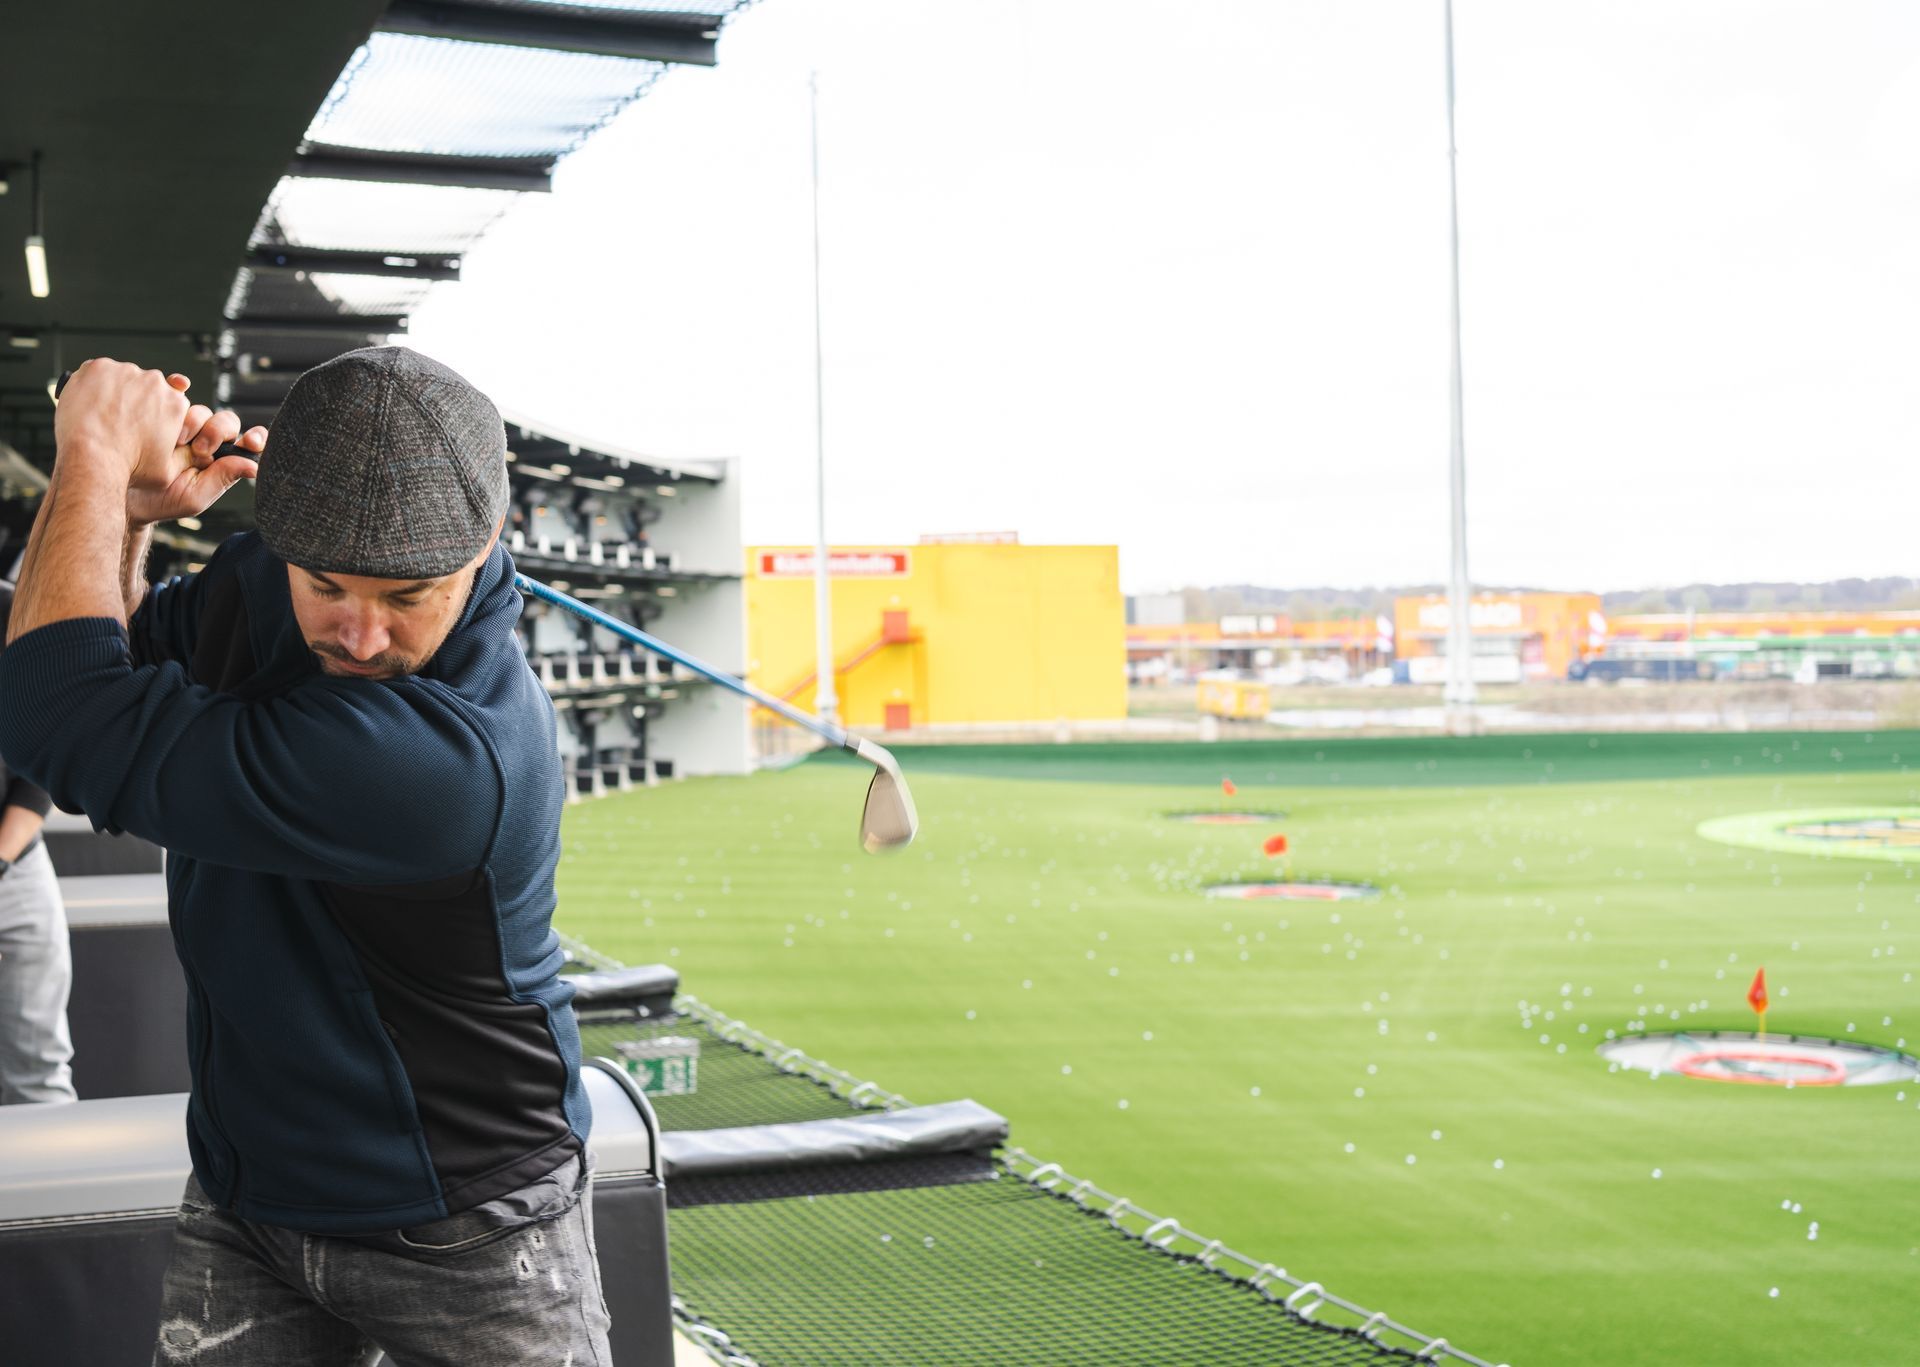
[{"xmin": 0, "ymin": 348, "xmax": 609, "ymax": 1365}]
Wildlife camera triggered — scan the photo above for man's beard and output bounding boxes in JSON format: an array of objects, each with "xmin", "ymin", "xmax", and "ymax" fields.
[{"xmin": 308, "ymin": 641, "xmax": 416, "ymax": 679}]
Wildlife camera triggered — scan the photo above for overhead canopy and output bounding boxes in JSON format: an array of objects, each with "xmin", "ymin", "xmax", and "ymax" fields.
[
  {"xmin": 1, "ymin": 0, "xmax": 758, "ymax": 557},
  {"xmin": 0, "ymin": 1, "xmax": 391, "ymax": 437},
  {"xmin": 227, "ymin": 2, "xmax": 752, "ymax": 430}
]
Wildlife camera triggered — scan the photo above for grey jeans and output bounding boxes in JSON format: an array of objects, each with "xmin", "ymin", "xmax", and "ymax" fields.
[
  {"xmin": 0, "ymin": 841, "xmax": 76, "ymax": 1105},
  {"xmin": 152, "ymin": 1154, "xmax": 612, "ymax": 1367}
]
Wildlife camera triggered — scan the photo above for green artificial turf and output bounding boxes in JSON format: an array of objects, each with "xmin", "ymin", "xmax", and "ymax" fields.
[{"xmin": 556, "ymin": 731, "xmax": 1920, "ymax": 1367}]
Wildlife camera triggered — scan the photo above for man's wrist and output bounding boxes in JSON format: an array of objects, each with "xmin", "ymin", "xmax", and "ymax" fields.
[{"xmin": 56, "ymin": 436, "xmax": 137, "ymax": 487}]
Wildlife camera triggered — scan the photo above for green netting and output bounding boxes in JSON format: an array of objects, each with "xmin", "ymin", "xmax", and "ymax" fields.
[
  {"xmin": 557, "ymin": 957, "xmax": 1484, "ymax": 1365},
  {"xmin": 668, "ymin": 1167, "xmax": 1419, "ymax": 1366},
  {"xmin": 576, "ymin": 1013, "xmax": 866, "ymax": 1131}
]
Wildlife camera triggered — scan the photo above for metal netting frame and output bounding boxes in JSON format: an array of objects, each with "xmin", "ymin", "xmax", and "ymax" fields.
[
  {"xmin": 673, "ymin": 1296, "xmax": 763, "ymax": 1367},
  {"xmin": 559, "ymin": 931, "xmax": 629, "ymax": 971},
  {"xmin": 670, "ymin": 993, "xmax": 914, "ymax": 1115},
  {"xmin": 553, "ymin": 936, "xmax": 1507, "ymax": 1367},
  {"xmin": 996, "ymin": 1149, "xmax": 1506, "ymax": 1367}
]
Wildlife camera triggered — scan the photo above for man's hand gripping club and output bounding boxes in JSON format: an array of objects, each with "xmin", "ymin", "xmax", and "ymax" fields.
[{"xmin": 8, "ymin": 359, "xmax": 266, "ymax": 643}]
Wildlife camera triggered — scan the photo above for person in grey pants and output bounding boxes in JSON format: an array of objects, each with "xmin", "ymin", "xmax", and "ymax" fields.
[{"xmin": 0, "ymin": 578, "xmax": 75, "ymax": 1106}]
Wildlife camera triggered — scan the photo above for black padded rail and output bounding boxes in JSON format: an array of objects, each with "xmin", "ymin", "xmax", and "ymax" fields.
[
  {"xmin": 668, "ymin": 1151, "xmax": 998, "ymax": 1210},
  {"xmin": 566, "ymin": 963, "xmax": 679, "ymax": 1016},
  {"xmin": 659, "ymin": 1100, "xmax": 1007, "ymax": 1181}
]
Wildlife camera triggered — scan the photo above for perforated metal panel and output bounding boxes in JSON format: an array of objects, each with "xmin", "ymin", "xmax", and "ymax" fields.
[
  {"xmin": 258, "ymin": 178, "xmax": 520, "ymax": 254},
  {"xmin": 308, "ymin": 33, "xmax": 668, "ymax": 159}
]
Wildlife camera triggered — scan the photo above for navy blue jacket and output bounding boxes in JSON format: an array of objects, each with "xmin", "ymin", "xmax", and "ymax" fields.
[{"xmin": 0, "ymin": 533, "xmax": 584, "ymax": 1233}]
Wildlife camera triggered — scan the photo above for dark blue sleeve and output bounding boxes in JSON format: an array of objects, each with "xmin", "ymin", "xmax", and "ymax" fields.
[
  {"xmin": 129, "ymin": 571, "xmax": 206, "ymax": 667},
  {"xmin": 0, "ymin": 618, "xmax": 503, "ymax": 883}
]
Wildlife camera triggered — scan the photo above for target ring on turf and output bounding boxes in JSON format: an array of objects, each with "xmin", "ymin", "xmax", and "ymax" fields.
[
  {"xmin": 1598, "ymin": 1031, "xmax": 1920, "ymax": 1087},
  {"xmin": 1204, "ymin": 881, "xmax": 1378, "ymax": 901},
  {"xmin": 1697, "ymin": 808, "xmax": 1920, "ymax": 864},
  {"xmin": 1166, "ymin": 811, "xmax": 1286, "ymax": 825}
]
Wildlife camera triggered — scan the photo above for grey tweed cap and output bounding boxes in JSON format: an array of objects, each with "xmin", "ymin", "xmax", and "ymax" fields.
[{"xmin": 255, "ymin": 346, "xmax": 509, "ymax": 579}]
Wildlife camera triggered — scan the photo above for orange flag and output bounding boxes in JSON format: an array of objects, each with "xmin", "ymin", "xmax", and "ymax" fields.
[
  {"xmin": 1746, "ymin": 967, "xmax": 1768, "ymax": 1015},
  {"xmin": 1222, "ymin": 777, "xmax": 1237, "ymax": 798},
  {"xmin": 1263, "ymin": 834, "xmax": 1288, "ymax": 857}
]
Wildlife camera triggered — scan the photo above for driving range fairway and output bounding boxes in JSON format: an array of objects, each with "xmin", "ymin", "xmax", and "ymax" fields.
[{"xmin": 556, "ymin": 731, "xmax": 1920, "ymax": 1367}]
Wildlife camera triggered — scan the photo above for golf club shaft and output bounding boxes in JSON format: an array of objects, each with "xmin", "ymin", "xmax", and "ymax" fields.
[
  {"xmin": 54, "ymin": 371, "xmax": 871, "ymax": 759},
  {"xmin": 515, "ymin": 572, "xmax": 853, "ymax": 749}
]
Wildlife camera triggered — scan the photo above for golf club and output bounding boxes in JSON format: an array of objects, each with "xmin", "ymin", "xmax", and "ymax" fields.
[
  {"xmin": 53, "ymin": 370, "xmax": 917, "ymax": 852},
  {"xmin": 516, "ymin": 573, "xmax": 918, "ymax": 853}
]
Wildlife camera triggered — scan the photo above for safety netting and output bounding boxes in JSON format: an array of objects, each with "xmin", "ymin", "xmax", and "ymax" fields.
[
  {"xmin": 577, "ymin": 1010, "xmax": 880, "ymax": 1132},
  {"xmin": 669, "ymin": 1165, "xmax": 1428, "ymax": 1367},
  {"xmin": 555, "ymin": 930, "xmax": 1501, "ymax": 1367}
]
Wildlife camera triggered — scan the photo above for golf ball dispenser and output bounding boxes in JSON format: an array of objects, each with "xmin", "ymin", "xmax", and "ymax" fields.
[{"xmin": 500, "ymin": 417, "xmax": 752, "ymax": 798}]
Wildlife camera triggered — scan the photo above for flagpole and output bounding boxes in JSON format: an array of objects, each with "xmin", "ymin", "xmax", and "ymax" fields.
[
  {"xmin": 808, "ymin": 70, "xmax": 839, "ymax": 730},
  {"xmin": 1442, "ymin": 0, "xmax": 1477, "ymax": 727}
]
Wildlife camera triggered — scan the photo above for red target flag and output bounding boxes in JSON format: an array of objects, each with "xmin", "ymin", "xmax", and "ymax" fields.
[
  {"xmin": 1222, "ymin": 777, "xmax": 1237, "ymax": 798},
  {"xmin": 1263, "ymin": 834, "xmax": 1289, "ymax": 857},
  {"xmin": 1746, "ymin": 967, "xmax": 1769, "ymax": 1015}
]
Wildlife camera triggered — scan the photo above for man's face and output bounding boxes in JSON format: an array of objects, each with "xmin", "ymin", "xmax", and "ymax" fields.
[{"xmin": 288, "ymin": 534, "xmax": 496, "ymax": 681}]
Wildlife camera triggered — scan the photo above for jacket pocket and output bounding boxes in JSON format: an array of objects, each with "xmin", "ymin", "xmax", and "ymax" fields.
[{"xmin": 350, "ymin": 989, "xmax": 423, "ymax": 1134}]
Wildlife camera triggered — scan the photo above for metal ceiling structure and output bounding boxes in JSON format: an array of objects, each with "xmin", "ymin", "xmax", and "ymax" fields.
[
  {"xmin": 0, "ymin": 1, "xmax": 389, "ymax": 476},
  {"xmin": 2, "ymin": 0, "xmax": 757, "ymax": 559}
]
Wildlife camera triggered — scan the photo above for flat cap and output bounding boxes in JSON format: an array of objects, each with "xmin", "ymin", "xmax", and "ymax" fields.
[{"xmin": 255, "ymin": 346, "xmax": 509, "ymax": 579}]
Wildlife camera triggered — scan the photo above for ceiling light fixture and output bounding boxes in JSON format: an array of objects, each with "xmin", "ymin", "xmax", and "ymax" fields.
[{"xmin": 24, "ymin": 151, "xmax": 49, "ymax": 298}]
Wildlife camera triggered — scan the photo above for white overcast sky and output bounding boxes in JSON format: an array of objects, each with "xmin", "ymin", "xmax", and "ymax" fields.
[{"xmin": 409, "ymin": 0, "xmax": 1920, "ymax": 595}]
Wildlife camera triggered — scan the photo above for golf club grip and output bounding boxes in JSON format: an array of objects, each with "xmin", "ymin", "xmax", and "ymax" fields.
[
  {"xmin": 515, "ymin": 572, "xmax": 850, "ymax": 747},
  {"xmin": 51, "ymin": 368, "xmax": 252, "ymax": 458}
]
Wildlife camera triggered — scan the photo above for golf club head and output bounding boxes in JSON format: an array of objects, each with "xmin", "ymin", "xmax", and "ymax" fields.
[{"xmin": 850, "ymin": 737, "xmax": 918, "ymax": 853}]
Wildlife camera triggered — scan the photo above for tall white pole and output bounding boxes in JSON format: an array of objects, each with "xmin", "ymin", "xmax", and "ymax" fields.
[
  {"xmin": 1442, "ymin": 0, "xmax": 1476, "ymax": 716},
  {"xmin": 809, "ymin": 71, "xmax": 840, "ymax": 729}
]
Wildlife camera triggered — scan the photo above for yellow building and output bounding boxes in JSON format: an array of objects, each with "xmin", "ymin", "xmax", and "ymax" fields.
[{"xmin": 746, "ymin": 543, "xmax": 1126, "ymax": 729}]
